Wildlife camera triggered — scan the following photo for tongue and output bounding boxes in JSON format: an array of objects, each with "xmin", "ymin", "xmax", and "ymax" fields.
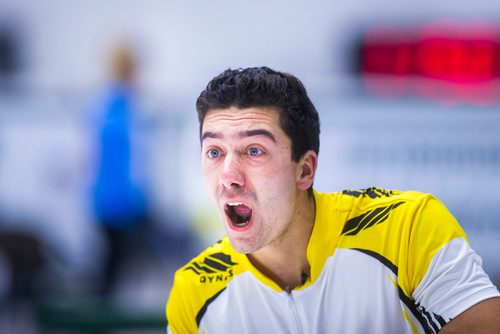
[{"xmin": 234, "ymin": 204, "xmax": 252, "ymax": 218}]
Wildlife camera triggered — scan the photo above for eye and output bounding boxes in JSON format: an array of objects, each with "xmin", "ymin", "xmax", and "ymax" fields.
[
  {"xmin": 248, "ymin": 147, "xmax": 263, "ymax": 157},
  {"xmin": 207, "ymin": 149, "xmax": 221, "ymax": 159}
]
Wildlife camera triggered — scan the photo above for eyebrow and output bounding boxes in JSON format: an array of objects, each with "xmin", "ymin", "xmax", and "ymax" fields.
[
  {"xmin": 201, "ymin": 131, "xmax": 222, "ymax": 142},
  {"xmin": 240, "ymin": 129, "xmax": 276, "ymax": 142},
  {"xmin": 201, "ymin": 129, "xmax": 276, "ymax": 143}
]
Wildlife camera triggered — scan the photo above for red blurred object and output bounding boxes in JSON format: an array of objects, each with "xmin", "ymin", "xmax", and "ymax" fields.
[{"xmin": 358, "ymin": 20, "xmax": 500, "ymax": 105}]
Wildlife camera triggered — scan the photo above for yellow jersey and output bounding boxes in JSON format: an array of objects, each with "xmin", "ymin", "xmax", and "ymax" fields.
[{"xmin": 166, "ymin": 188, "xmax": 499, "ymax": 333}]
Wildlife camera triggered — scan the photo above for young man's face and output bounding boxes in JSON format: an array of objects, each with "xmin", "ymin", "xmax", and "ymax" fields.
[{"xmin": 201, "ymin": 106, "xmax": 304, "ymax": 254}]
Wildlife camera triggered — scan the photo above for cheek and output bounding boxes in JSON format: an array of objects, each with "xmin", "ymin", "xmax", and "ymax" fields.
[
  {"xmin": 202, "ymin": 165, "xmax": 219, "ymax": 194},
  {"xmin": 259, "ymin": 166, "xmax": 296, "ymax": 200}
]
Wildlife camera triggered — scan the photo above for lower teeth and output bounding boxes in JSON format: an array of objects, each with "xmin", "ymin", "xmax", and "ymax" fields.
[
  {"xmin": 226, "ymin": 205, "xmax": 251, "ymax": 226},
  {"xmin": 233, "ymin": 214, "xmax": 249, "ymax": 225},
  {"xmin": 235, "ymin": 219, "xmax": 249, "ymax": 226}
]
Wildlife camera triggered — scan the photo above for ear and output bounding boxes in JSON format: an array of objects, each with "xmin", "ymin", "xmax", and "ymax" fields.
[{"xmin": 296, "ymin": 150, "xmax": 318, "ymax": 191}]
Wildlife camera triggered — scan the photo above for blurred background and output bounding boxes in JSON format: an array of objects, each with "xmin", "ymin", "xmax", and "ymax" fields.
[{"xmin": 1, "ymin": 0, "xmax": 499, "ymax": 333}]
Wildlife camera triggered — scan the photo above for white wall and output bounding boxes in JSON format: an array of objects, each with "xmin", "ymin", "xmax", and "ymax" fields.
[
  {"xmin": 1, "ymin": 0, "xmax": 500, "ymax": 280},
  {"xmin": 2, "ymin": 0, "xmax": 500, "ymax": 94}
]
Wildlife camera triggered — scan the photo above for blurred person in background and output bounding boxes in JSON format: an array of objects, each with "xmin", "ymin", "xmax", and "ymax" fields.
[
  {"xmin": 165, "ymin": 67, "xmax": 500, "ymax": 333},
  {"xmin": 90, "ymin": 44, "xmax": 151, "ymax": 297},
  {"xmin": 0, "ymin": 18, "xmax": 22, "ymax": 91}
]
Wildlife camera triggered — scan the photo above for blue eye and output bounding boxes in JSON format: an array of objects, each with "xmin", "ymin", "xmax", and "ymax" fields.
[
  {"xmin": 207, "ymin": 149, "xmax": 220, "ymax": 159},
  {"xmin": 248, "ymin": 147, "xmax": 263, "ymax": 157}
]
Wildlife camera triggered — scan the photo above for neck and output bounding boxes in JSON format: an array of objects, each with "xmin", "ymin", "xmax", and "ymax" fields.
[{"xmin": 248, "ymin": 191, "xmax": 316, "ymax": 291}]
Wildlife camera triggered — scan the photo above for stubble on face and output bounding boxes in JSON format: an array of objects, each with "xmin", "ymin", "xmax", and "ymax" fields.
[{"xmin": 201, "ymin": 107, "xmax": 300, "ymax": 255}]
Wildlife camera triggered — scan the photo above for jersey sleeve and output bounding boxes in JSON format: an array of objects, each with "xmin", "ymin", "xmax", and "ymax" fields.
[
  {"xmin": 166, "ymin": 271, "xmax": 200, "ymax": 334},
  {"xmin": 165, "ymin": 238, "xmax": 238, "ymax": 334},
  {"xmin": 406, "ymin": 195, "xmax": 500, "ymax": 322}
]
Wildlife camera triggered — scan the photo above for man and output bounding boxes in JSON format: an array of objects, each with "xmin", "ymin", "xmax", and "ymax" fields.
[
  {"xmin": 166, "ymin": 66, "xmax": 500, "ymax": 333},
  {"xmin": 91, "ymin": 45, "xmax": 150, "ymax": 295}
]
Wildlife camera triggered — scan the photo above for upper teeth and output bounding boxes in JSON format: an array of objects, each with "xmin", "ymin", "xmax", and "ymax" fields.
[{"xmin": 228, "ymin": 202, "xmax": 243, "ymax": 206}]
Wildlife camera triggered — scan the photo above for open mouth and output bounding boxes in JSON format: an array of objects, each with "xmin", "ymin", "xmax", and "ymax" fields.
[{"xmin": 225, "ymin": 202, "xmax": 252, "ymax": 228}]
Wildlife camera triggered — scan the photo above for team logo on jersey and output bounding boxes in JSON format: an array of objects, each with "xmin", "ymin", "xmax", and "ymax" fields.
[
  {"xmin": 342, "ymin": 187, "xmax": 397, "ymax": 198},
  {"xmin": 342, "ymin": 201, "xmax": 405, "ymax": 236},
  {"xmin": 185, "ymin": 252, "xmax": 238, "ymax": 283}
]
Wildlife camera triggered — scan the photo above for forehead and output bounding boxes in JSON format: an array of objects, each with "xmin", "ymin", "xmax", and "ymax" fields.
[{"xmin": 202, "ymin": 106, "xmax": 282, "ymax": 133}]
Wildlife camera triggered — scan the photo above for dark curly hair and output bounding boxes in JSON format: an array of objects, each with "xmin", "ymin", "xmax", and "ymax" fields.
[{"xmin": 196, "ymin": 66, "xmax": 320, "ymax": 162}]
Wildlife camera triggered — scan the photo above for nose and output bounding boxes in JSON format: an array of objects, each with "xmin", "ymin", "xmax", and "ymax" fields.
[{"xmin": 219, "ymin": 154, "xmax": 245, "ymax": 189}]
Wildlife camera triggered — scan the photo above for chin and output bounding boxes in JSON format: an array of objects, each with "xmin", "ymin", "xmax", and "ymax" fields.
[{"xmin": 227, "ymin": 237, "xmax": 260, "ymax": 254}]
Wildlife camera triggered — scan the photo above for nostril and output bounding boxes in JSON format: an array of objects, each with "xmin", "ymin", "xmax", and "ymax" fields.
[
  {"xmin": 220, "ymin": 179, "xmax": 244, "ymax": 189},
  {"xmin": 231, "ymin": 181, "xmax": 242, "ymax": 187},
  {"xmin": 219, "ymin": 169, "xmax": 245, "ymax": 188}
]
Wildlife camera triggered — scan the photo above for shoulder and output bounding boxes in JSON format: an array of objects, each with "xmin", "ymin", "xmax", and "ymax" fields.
[
  {"xmin": 326, "ymin": 187, "xmax": 467, "ymax": 270},
  {"xmin": 317, "ymin": 187, "xmax": 440, "ymax": 219},
  {"xmin": 338, "ymin": 187, "xmax": 430, "ymax": 206},
  {"xmin": 329, "ymin": 188, "xmax": 472, "ymax": 298},
  {"xmin": 166, "ymin": 237, "xmax": 242, "ymax": 332},
  {"xmin": 172, "ymin": 236, "xmax": 240, "ymax": 292},
  {"xmin": 334, "ymin": 187, "xmax": 461, "ymax": 232}
]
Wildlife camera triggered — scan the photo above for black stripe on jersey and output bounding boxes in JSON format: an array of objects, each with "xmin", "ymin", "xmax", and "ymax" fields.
[
  {"xmin": 341, "ymin": 201, "xmax": 405, "ymax": 236},
  {"xmin": 204, "ymin": 257, "xmax": 230, "ymax": 272},
  {"xmin": 397, "ymin": 287, "xmax": 436, "ymax": 334},
  {"xmin": 185, "ymin": 266, "xmax": 201, "ymax": 275},
  {"xmin": 196, "ymin": 288, "xmax": 226, "ymax": 327},
  {"xmin": 416, "ymin": 303, "xmax": 447, "ymax": 330},
  {"xmin": 342, "ymin": 187, "xmax": 396, "ymax": 198},
  {"xmin": 351, "ymin": 248, "xmax": 398, "ymax": 275},
  {"xmin": 185, "ymin": 262, "xmax": 217, "ymax": 275},
  {"xmin": 351, "ymin": 248, "xmax": 446, "ymax": 334},
  {"xmin": 185, "ymin": 252, "xmax": 238, "ymax": 275},
  {"xmin": 434, "ymin": 313, "xmax": 446, "ymax": 327},
  {"xmin": 193, "ymin": 261, "xmax": 217, "ymax": 273},
  {"xmin": 210, "ymin": 252, "xmax": 238, "ymax": 266}
]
